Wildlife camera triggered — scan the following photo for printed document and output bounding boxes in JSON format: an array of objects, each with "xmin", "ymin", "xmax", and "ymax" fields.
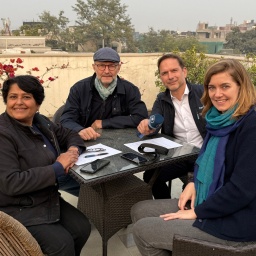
[{"xmin": 76, "ymin": 143, "xmax": 121, "ymax": 165}]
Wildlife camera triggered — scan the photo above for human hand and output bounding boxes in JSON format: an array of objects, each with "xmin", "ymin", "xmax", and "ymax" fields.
[
  {"xmin": 178, "ymin": 182, "xmax": 196, "ymax": 210},
  {"xmin": 78, "ymin": 127, "xmax": 101, "ymax": 141},
  {"xmin": 91, "ymin": 120, "xmax": 102, "ymax": 130},
  {"xmin": 56, "ymin": 150, "xmax": 79, "ymax": 174},
  {"xmin": 160, "ymin": 209, "xmax": 197, "ymax": 221},
  {"xmin": 137, "ymin": 119, "xmax": 155, "ymax": 136},
  {"xmin": 67, "ymin": 146, "xmax": 79, "ymax": 155}
]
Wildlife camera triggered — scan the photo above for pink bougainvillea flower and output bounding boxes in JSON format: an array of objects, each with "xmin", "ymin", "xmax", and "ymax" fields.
[
  {"xmin": 0, "ymin": 59, "xmax": 68, "ymax": 96},
  {"xmin": 3, "ymin": 65, "xmax": 16, "ymax": 74},
  {"xmin": 16, "ymin": 58, "xmax": 23, "ymax": 64}
]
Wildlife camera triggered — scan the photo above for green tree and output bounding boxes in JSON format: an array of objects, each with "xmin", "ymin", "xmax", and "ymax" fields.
[
  {"xmin": 136, "ymin": 28, "xmax": 205, "ymax": 53},
  {"xmin": 244, "ymin": 53, "xmax": 256, "ymax": 86},
  {"xmin": 225, "ymin": 27, "xmax": 256, "ymax": 54},
  {"xmin": 72, "ymin": 0, "xmax": 136, "ymax": 52},
  {"xmin": 39, "ymin": 11, "xmax": 72, "ymax": 51},
  {"xmin": 136, "ymin": 28, "xmax": 176, "ymax": 53},
  {"xmin": 19, "ymin": 24, "xmax": 44, "ymax": 36},
  {"xmin": 17, "ymin": 11, "xmax": 73, "ymax": 51},
  {"xmin": 175, "ymin": 37, "xmax": 205, "ymax": 52}
]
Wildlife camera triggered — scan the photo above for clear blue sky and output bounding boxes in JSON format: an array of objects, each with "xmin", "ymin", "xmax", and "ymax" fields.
[{"xmin": 0, "ymin": 0, "xmax": 256, "ymax": 32}]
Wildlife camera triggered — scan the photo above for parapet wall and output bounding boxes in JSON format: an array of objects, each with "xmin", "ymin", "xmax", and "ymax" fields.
[{"xmin": 0, "ymin": 53, "xmax": 244, "ymax": 117}]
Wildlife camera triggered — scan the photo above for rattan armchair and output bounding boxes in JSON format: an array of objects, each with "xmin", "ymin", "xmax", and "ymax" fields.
[
  {"xmin": 52, "ymin": 104, "xmax": 65, "ymax": 124},
  {"xmin": 0, "ymin": 211, "xmax": 44, "ymax": 256},
  {"xmin": 172, "ymin": 234, "xmax": 256, "ymax": 256}
]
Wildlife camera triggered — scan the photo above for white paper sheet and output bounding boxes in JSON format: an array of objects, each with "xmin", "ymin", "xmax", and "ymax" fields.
[
  {"xmin": 124, "ymin": 137, "xmax": 182, "ymax": 154},
  {"xmin": 75, "ymin": 143, "xmax": 122, "ymax": 165}
]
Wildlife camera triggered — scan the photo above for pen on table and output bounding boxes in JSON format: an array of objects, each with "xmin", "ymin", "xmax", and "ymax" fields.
[{"xmin": 84, "ymin": 152, "xmax": 109, "ymax": 158}]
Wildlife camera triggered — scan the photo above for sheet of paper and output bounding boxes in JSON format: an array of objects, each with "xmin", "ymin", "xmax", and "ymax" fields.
[
  {"xmin": 76, "ymin": 143, "xmax": 121, "ymax": 165},
  {"xmin": 124, "ymin": 137, "xmax": 182, "ymax": 154}
]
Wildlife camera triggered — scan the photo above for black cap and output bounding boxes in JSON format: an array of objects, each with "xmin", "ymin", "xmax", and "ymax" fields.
[{"xmin": 93, "ymin": 47, "xmax": 120, "ymax": 63}]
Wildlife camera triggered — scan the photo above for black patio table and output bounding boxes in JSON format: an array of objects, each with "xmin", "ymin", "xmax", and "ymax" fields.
[{"xmin": 69, "ymin": 128, "xmax": 199, "ymax": 256}]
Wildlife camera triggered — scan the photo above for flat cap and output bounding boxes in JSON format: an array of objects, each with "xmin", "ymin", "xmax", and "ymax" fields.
[{"xmin": 93, "ymin": 47, "xmax": 120, "ymax": 63}]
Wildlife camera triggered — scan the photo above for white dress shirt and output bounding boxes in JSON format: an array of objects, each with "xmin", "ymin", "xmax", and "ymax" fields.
[{"xmin": 171, "ymin": 86, "xmax": 203, "ymax": 148}]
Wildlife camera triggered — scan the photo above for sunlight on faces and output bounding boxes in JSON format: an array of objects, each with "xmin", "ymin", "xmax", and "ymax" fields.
[
  {"xmin": 93, "ymin": 61, "xmax": 120, "ymax": 87},
  {"xmin": 159, "ymin": 58, "xmax": 187, "ymax": 97},
  {"xmin": 6, "ymin": 84, "xmax": 40, "ymax": 126},
  {"xmin": 208, "ymin": 72, "xmax": 240, "ymax": 113}
]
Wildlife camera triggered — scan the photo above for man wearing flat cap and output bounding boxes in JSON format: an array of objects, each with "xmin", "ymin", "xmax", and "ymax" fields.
[
  {"xmin": 60, "ymin": 47, "xmax": 148, "ymax": 141},
  {"xmin": 59, "ymin": 47, "xmax": 148, "ymax": 196}
]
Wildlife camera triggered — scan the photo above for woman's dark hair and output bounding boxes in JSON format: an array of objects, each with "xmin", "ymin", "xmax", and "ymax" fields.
[
  {"xmin": 157, "ymin": 53, "xmax": 185, "ymax": 70},
  {"xmin": 2, "ymin": 75, "xmax": 45, "ymax": 105}
]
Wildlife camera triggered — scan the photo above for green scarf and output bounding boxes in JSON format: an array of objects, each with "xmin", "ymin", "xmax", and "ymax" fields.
[
  {"xmin": 195, "ymin": 106, "xmax": 236, "ymax": 205},
  {"xmin": 94, "ymin": 77, "xmax": 117, "ymax": 100}
]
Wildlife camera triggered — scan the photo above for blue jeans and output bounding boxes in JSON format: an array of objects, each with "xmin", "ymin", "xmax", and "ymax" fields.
[{"xmin": 58, "ymin": 174, "xmax": 80, "ymax": 197}]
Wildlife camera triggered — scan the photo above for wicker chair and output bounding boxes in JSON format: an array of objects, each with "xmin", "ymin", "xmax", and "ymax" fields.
[
  {"xmin": 0, "ymin": 211, "xmax": 44, "ymax": 256},
  {"xmin": 52, "ymin": 104, "xmax": 65, "ymax": 124},
  {"xmin": 172, "ymin": 234, "xmax": 256, "ymax": 256}
]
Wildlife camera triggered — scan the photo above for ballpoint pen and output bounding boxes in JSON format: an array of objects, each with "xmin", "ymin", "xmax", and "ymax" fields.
[{"xmin": 84, "ymin": 152, "xmax": 109, "ymax": 158}]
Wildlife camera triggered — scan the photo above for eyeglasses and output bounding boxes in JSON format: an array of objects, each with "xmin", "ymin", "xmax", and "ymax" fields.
[
  {"xmin": 86, "ymin": 148, "xmax": 106, "ymax": 152},
  {"xmin": 95, "ymin": 64, "xmax": 119, "ymax": 71}
]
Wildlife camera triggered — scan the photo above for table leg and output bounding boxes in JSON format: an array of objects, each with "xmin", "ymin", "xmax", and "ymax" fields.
[
  {"xmin": 147, "ymin": 167, "xmax": 161, "ymax": 187},
  {"xmin": 102, "ymin": 240, "xmax": 108, "ymax": 256},
  {"xmin": 101, "ymin": 183, "xmax": 108, "ymax": 256},
  {"xmin": 77, "ymin": 175, "xmax": 152, "ymax": 256}
]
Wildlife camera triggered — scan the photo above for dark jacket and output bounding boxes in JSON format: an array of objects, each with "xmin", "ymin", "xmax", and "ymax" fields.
[
  {"xmin": 194, "ymin": 108, "xmax": 256, "ymax": 241},
  {"xmin": 0, "ymin": 112, "xmax": 85, "ymax": 226},
  {"xmin": 151, "ymin": 82, "xmax": 206, "ymax": 139},
  {"xmin": 60, "ymin": 74, "xmax": 148, "ymax": 132}
]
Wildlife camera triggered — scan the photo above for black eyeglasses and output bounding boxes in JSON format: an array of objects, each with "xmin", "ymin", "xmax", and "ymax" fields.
[{"xmin": 95, "ymin": 64, "xmax": 119, "ymax": 71}]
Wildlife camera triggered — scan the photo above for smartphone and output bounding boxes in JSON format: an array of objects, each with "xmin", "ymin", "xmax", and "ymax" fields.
[
  {"xmin": 121, "ymin": 152, "xmax": 148, "ymax": 164},
  {"xmin": 80, "ymin": 159, "xmax": 110, "ymax": 174}
]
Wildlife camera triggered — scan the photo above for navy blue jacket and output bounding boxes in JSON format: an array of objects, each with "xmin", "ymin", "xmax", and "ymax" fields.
[
  {"xmin": 60, "ymin": 74, "xmax": 148, "ymax": 132},
  {"xmin": 194, "ymin": 107, "xmax": 256, "ymax": 241},
  {"xmin": 151, "ymin": 82, "xmax": 206, "ymax": 139}
]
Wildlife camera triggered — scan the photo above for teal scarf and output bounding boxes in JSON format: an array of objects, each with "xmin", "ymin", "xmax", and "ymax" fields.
[
  {"xmin": 195, "ymin": 106, "xmax": 236, "ymax": 206},
  {"xmin": 94, "ymin": 77, "xmax": 117, "ymax": 100}
]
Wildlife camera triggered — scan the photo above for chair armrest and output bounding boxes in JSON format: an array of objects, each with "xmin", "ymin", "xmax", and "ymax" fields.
[
  {"xmin": 172, "ymin": 234, "xmax": 256, "ymax": 256},
  {"xmin": 0, "ymin": 211, "xmax": 44, "ymax": 256}
]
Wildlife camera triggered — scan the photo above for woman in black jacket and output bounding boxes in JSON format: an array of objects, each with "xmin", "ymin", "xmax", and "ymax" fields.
[{"xmin": 0, "ymin": 75, "xmax": 90, "ymax": 256}]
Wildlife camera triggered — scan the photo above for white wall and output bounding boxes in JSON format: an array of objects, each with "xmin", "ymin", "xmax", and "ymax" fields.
[
  {"xmin": 0, "ymin": 53, "xmax": 246, "ymax": 117},
  {"xmin": 0, "ymin": 53, "xmax": 163, "ymax": 117}
]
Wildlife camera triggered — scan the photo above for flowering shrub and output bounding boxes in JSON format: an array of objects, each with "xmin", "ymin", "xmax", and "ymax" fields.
[
  {"xmin": 155, "ymin": 47, "xmax": 256, "ymax": 92},
  {"xmin": 0, "ymin": 57, "xmax": 69, "ymax": 89}
]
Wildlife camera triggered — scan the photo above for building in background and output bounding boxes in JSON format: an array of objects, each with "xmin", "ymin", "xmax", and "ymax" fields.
[
  {"xmin": 0, "ymin": 36, "xmax": 51, "ymax": 53},
  {"xmin": 196, "ymin": 19, "xmax": 256, "ymax": 54}
]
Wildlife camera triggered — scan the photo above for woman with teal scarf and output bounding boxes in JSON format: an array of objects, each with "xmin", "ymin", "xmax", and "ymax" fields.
[{"xmin": 131, "ymin": 59, "xmax": 256, "ymax": 256}]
